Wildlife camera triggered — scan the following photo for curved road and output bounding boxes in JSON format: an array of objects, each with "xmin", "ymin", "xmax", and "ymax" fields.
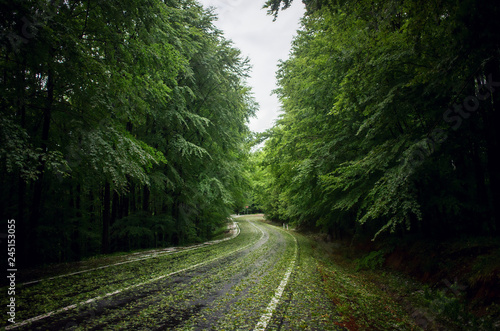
[{"xmin": 3, "ymin": 216, "xmax": 341, "ymax": 330}]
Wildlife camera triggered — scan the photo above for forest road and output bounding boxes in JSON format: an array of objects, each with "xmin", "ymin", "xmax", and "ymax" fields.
[{"xmin": 2, "ymin": 215, "xmax": 342, "ymax": 330}]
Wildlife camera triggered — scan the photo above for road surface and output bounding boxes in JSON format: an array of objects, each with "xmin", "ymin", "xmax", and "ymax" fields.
[{"xmin": 2, "ymin": 215, "xmax": 342, "ymax": 330}]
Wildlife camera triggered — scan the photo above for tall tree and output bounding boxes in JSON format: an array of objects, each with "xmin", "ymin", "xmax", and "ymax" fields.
[
  {"xmin": 259, "ymin": 0, "xmax": 500, "ymax": 239},
  {"xmin": 1, "ymin": 0, "xmax": 255, "ymax": 266}
]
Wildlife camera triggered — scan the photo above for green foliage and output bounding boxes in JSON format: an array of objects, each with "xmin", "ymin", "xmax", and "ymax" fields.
[
  {"xmin": 317, "ymin": 255, "xmax": 417, "ymax": 330},
  {"xmin": 0, "ymin": 0, "xmax": 255, "ymax": 265},
  {"xmin": 423, "ymin": 286, "xmax": 464, "ymax": 321},
  {"xmin": 256, "ymin": 0, "xmax": 500, "ymax": 240},
  {"xmin": 420, "ymin": 284, "xmax": 495, "ymax": 329},
  {"xmin": 470, "ymin": 247, "xmax": 500, "ymax": 286},
  {"xmin": 354, "ymin": 250, "xmax": 386, "ymax": 271},
  {"xmin": 110, "ymin": 212, "xmax": 174, "ymax": 251}
]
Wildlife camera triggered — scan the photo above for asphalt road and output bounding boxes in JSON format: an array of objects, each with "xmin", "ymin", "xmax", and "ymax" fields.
[{"xmin": 3, "ymin": 215, "xmax": 342, "ymax": 330}]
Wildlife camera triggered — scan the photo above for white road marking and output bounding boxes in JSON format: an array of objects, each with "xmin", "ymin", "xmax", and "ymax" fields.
[{"xmin": 254, "ymin": 231, "xmax": 298, "ymax": 331}]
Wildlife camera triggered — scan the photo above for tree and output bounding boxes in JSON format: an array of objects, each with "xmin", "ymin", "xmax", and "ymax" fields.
[
  {"xmin": 258, "ymin": 0, "xmax": 500, "ymax": 239},
  {"xmin": 0, "ymin": 0, "xmax": 255, "ymax": 266}
]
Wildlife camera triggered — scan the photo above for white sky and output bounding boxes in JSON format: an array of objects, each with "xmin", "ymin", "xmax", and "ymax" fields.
[{"xmin": 197, "ymin": 0, "xmax": 305, "ymax": 133}]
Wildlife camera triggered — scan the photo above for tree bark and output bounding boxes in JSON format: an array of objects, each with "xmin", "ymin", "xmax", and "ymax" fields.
[
  {"xmin": 142, "ymin": 185, "xmax": 150, "ymax": 214},
  {"xmin": 71, "ymin": 184, "xmax": 82, "ymax": 260},
  {"xmin": 102, "ymin": 182, "xmax": 111, "ymax": 254},
  {"xmin": 111, "ymin": 190, "xmax": 119, "ymax": 224},
  {"xmin": 28, "ymin": 66, "xmax": 53, "ymax": 266},
  {"xmin": 483, "ymin": 61, "xmax": 500, "ymax": 234}
]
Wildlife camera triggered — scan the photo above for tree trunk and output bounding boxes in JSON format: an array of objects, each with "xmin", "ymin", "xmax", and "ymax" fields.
[
  {"xmin": 101, "ymin": 182, "xmax": 111, "ymax": 254},
  {"xmin": 17, "ymin": 177, "xmax": 27, "ymax": 266},
  {"xmin": 121, "ymin": 194, "xmax": 129, "ymax": 219},
  {"xmin": 111, "ymin": 190, "xmax": 119, "ymax": 223},
  {"xmin": 28, "ymin": 66, "xmax": 53, "ymax": 266},
  {"xmin": 71, "ymin": 184, "xmax": 82, "ymax": 260},
  {"xmin": 129, "ymin": 182, "xmax": 136, "ymax": 213},
  {"xmin": 142, "ymin": 185, "xmax": 150, "ymax": 214},
  {"xmin": 483, "ymin": 61, "xmax": 500, "ymax": 234}
]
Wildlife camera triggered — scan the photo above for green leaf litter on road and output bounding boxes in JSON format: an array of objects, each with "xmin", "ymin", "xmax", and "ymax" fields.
[{"xmin": 2, "ymin": 215, "xmax": 420, "ymax": 330}]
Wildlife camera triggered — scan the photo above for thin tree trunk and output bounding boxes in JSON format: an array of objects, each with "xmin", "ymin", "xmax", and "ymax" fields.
[
  {"xmin": 28, "ymin": 66, "xmax": 53, "ymax": 266},
  {"xmin": 142, "ymin": 185, "xmax": 150, "ymax": 213},
  {"xmin": 122, "ymin": 194, "xmax": 129, "ymax": 219},
  {"xmin": 71, "ymin": 184, "xmax": 82, "ymax": 260},
  {"xmin": 17, "ymin": 177, "xmax": 27, "ymax": 266},
  {"xmin": 483, "ymin": 61, "xmax": 500, "ymax": 234},
  {"xmin": 111, "ymin": 190, "xmax": 119, "ymax": 223},
  {"xmin": 102, "ymin": 182, "xmax": 111, "ymax": 254},
  {"xmin": 129, "ymin": 182, "xmax": 136, "ymax": 213}
]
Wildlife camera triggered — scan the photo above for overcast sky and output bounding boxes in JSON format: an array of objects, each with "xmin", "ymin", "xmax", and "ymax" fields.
[{"xmin": 197, "ymin": 0, "xmax": 305, "ymax": 133}]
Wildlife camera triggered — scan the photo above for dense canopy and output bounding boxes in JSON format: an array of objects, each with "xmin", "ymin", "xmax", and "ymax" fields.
[
  {"xmin": 256, "ymin": 0, "xmax": 500, "ymax": 240},
  {"xmin": 0, "ymin": 0, "xmax": 255, "ymax": 266}
]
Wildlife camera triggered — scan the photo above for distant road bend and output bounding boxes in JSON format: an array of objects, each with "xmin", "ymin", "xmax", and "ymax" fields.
[{"xmin": 3, "ymin": 215, "xmax": 341, "ymax": 330}]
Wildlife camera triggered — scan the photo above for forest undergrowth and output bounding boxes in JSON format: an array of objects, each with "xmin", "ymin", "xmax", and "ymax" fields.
[{"xmin": 307, "ymin": 231, "xmax": 500, "ymax": 330}]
